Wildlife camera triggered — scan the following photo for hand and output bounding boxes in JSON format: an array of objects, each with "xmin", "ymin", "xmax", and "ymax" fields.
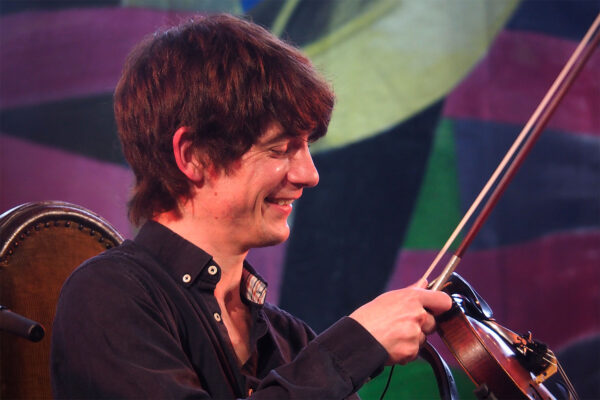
[{"xmin": 349, "ymin": 279, "xmax": 452, "ymax": 365}]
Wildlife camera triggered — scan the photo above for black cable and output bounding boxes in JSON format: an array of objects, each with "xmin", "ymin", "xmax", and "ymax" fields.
[{"xmin": 379, "ymin": 365, "xmax": 395, "ymax": 400}]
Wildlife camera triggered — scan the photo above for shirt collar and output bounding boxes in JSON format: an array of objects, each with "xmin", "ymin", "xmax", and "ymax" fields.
[
  {"xmin": 134, "ymin": 221, "xmax": 267, "ymax": 305},
  {"xmin": 241, "ymin": 263, "xmax": 267, "ymax": 305}
]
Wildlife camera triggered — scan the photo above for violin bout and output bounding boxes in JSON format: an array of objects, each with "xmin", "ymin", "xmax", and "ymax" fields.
[{"xmin": 435, "ymin": 274, "xmax": 562, "ymax": 400}]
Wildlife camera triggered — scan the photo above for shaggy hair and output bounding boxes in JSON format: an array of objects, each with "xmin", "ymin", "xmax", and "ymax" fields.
[{"xmin": 114, "ymin": 14, "xmax": 334, "ymax": 225}]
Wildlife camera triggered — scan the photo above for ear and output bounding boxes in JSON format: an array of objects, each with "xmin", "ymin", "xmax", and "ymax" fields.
[{"xmin": 173, "ymin": 126, "xmax": 204, "ymax": 184}]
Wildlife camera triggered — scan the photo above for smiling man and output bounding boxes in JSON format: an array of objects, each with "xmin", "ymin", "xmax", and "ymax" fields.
[{"xmin": 50, "ymin": 14, "xmax": 451, "ymax": 399}]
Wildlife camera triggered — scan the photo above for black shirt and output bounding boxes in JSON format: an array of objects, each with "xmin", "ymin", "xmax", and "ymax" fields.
[{"xmin": 51, "ymin": 221, "xmax": 387, "ymax": 399}]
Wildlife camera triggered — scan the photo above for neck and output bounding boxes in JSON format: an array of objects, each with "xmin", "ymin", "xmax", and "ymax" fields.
[
  {"xmin": 153, "ymin": 209, "xmax": 249, "ymax": 303},
  {"xmin": 154, "ymin": 205, "xmax": 253, "ymax": 365}
]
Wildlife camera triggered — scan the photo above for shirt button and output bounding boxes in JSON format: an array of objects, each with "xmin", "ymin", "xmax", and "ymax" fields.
[
  {"xmin": 213, "ymin": 312, "xmax": 222, "ymax": 322},
  {"xmin": 182, "ymin": 274, "xmax": 191, "ymax": 283},
  {"xmin": 207, "ymin": 265, "xmax": 218, "ymax": 275}
]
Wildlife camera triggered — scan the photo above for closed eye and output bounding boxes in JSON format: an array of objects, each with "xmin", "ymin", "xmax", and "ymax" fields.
[
  {"xmin": 266, "ymin": 136, "xmax": 310, "ymax": 157},
  {"xmin": 269, "ymin": 145, "xmax": 289, "ymax": 156}
]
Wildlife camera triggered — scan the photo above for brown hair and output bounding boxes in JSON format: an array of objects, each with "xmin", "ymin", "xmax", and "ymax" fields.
[{"xmin": 114, "ymin": 14, "xmax": 334, "ymax": 225}]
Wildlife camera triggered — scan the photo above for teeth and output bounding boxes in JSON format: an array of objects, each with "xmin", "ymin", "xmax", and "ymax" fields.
[{"xmin": 275, "ymin": 199, "xmax": 293, "ymax": 206}]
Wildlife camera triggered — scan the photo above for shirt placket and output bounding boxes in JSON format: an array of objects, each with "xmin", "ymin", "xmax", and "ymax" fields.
[{"xmin": 191, "ymin": 262, "xmax": 249, "ymax": 397}]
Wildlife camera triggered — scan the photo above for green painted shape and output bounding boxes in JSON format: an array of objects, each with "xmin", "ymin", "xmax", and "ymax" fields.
[
  {"xmin": 403, "ymin": 119, "xmax": 462, "ymax": 250},
  {"xmin": 302, "ymin": 0, "xmax": 520, "ymax": 152},
  {"xmin": 358, "ymin": 361, "xmax": 477, "ymax": 400}
]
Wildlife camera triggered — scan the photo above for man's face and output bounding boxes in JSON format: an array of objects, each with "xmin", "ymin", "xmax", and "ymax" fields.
[{"xmin": 203, "ymin": 123, "xmax": 319, "ymax": 252}]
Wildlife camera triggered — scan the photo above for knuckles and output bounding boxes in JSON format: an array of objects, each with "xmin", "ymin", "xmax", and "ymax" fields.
[
  {"xmin": 389, "ymin": 340, "xmax": 421, "ymax": 365},
  {"xmin": 354, "ymin": 285, "xmax": 450, "ymax": 366}
]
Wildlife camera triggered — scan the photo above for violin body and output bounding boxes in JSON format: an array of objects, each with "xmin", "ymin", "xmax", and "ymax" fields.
[{"xmin": 436, "ymin": 274, "xmax": 562, "ymax": 400}]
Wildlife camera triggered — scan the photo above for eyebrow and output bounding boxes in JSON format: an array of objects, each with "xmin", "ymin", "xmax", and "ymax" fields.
[
  {"xmin": 259, "ymin": 130, "xmax": 311, "ymax": 147},
  {"xmin": 260, "ymin": 132, "xmax": 289, "ymax": 145}
]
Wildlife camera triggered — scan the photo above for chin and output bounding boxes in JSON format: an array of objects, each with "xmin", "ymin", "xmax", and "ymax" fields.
[{"xmin": 255, "ymin": 229, "xmax": 290, "ymax": 248}]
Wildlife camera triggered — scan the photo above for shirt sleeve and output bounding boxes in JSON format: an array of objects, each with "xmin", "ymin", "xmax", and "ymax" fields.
[
  {"xmin": 51, "ymin": 255, "xmax": 388, "ymax": 399},
  {"xmin": 255, "ymin": 317, "xmax": 388, "ymax": 399}
]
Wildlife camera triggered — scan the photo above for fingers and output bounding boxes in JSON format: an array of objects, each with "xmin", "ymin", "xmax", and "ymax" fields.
[
  {"xmin": 420, "ymin": 312, "xmax": 437, "ymax": 335},
  {"xmin": 409, "ymin": 278, "xmax": 452, "ymax": 315},
  {"xmin": 420, "ymin": 290, "xmax": 453, "ymax": 316},
  {"xmin": 349, "ymin": 282, "xmax": 453, "ymax": 366}
]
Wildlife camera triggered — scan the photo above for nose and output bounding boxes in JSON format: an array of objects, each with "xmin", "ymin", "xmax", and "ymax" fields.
[{"xmin": 288, "ymin": 144, "xmax": 319, "ymax": 188}]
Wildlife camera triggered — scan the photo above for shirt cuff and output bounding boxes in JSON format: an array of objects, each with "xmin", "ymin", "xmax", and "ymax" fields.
[{"xmin": 314, "ymin": 316, "xmax": 388, "ymax": 391}]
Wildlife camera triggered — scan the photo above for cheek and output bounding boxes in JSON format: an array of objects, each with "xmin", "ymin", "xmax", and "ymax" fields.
[
  {"xmin": 250, "ymin": 164, "xmax": 288, "ymax": 191},
  {"xmin": 272, "ymin": 163, "xmax": 286, "ymax": 174},
  {"xmin": 209, "ymin": 190, "xmax": 246, "ymax": 217},
  {"xmin": 259, "ymin": 163, "xmax": 288, "ymax": 188}
]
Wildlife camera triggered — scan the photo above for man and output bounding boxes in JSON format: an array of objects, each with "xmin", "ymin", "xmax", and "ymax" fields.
[{"xmin": 51, "ymin": 14, "xmax": 451, "ymax": 399}]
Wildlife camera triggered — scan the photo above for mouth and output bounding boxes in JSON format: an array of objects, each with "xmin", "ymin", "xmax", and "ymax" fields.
[{"xmin": 265, "ymin": 198, "xmax": 295, "ymax": 207}]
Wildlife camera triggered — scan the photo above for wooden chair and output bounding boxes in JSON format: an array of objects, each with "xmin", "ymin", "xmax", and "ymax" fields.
[{"xmin": 0, "ymin": 201, "xmax": 124, "ymax": 399}]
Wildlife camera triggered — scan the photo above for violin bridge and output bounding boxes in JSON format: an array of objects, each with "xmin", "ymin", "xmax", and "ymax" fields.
[
  {"xmin": 483, "ymin": 320, "xmax": 559, "ymax": 384},
  {"xmin": 533, "ymin": 349, "xmax": 557, "ymax": 385}
]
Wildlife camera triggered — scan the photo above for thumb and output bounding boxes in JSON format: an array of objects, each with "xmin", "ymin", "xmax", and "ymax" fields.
[{"xmin": 409, "ymin": 278, "xmax": 428, "ymax": 289}]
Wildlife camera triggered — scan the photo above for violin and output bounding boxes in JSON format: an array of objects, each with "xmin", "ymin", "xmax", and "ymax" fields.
[
  {"xmin": 436, "ymin": 273, "xmax": 571, "ymax": 399},
  {"xmin": 421, "ymin": 12, "xmax": 600, "ymax": 400}
]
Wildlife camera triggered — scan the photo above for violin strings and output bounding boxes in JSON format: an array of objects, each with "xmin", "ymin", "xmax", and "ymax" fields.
[
  {"xmin": 557, "ymin": 361, "xmax": 579, "ymax": 400},
  {"xmin": 520, "ymin": 346, "xmax": 556, "ymax": 366},
  {"xmin": 541, "ymin": 356, "xmax": 556, "ymax": 366}
]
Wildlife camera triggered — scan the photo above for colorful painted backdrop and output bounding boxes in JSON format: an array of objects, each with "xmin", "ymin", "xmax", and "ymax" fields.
[{"xmin": 1, "ymin": 0, "xmax": 599, "ymax": 398}]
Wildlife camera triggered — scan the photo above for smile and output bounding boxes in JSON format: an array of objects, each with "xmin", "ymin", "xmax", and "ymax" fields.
[{"xmin": 266, "ymin": 198, "xmax": 294, "ymax": 206}]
